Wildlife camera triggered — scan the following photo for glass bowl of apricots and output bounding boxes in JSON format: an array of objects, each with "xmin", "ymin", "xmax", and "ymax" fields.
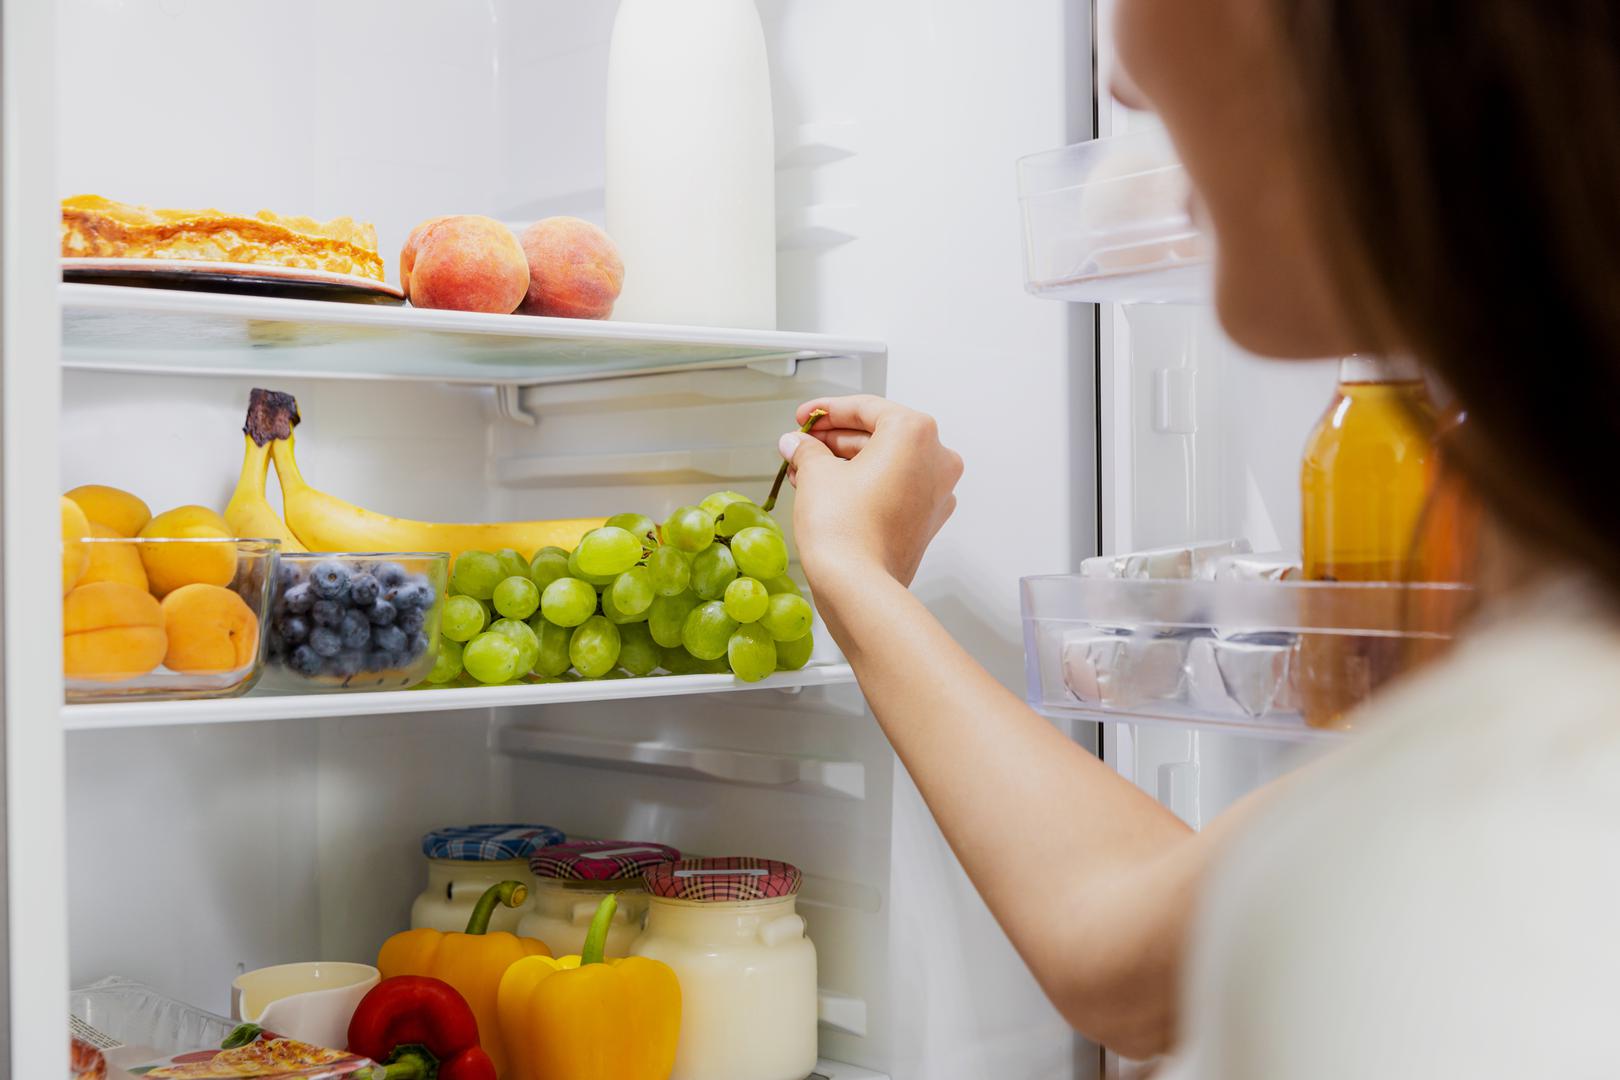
[{"xmin": 62, "ymin": 530, "xmax": 279, "ymax": 703}]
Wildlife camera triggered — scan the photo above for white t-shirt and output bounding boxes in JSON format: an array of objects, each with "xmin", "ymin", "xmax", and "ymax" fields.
[{"xmin": 1164, "ymin": 591, "xmax": 1620, "ymax": 1078}]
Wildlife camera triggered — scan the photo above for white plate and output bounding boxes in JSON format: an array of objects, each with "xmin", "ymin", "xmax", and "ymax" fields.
[{"xmin": 63, "ymin": 257, "xmax": 404, "ymax": 304}]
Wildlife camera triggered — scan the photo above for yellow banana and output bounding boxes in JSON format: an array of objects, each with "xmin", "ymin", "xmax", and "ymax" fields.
[
  {"xmin": 247, "ymin": 388, "xmax": 602, "ymax": 562},
  {"xmin": 225, "ymin": 433, "xmax": 307, "ymax": 552}
]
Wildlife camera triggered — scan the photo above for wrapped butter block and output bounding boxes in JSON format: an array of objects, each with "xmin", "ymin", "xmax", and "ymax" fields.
[
  {"xmin": 1188, "ymin": 633, "xmax": 1297, "ymax": 719},
  {"xmin": 1205, "ymin": 550, "xmax": 1302, "ymax": 583},
  {"xmin": 1062, "ymin": 629, "xmax": 1189, "ymax": 709},
  {"xmin": 1081, "ymin": 538, "xmax": 1253, "ymax": 581}
]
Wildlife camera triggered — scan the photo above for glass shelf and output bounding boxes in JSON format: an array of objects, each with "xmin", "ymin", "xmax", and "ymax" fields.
[
  {"xmin": 59, "ymin": 283, "xmax": 886, "ymax": 387},
  {"xmin": 1023, "ymin": 575, "xmax": 1474, "ymax": 741}
]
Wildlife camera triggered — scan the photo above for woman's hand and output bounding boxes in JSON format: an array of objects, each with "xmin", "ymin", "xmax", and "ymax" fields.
[{"xmin": 778, "ymin": 395, "xmax": 963, "ymax": 589}]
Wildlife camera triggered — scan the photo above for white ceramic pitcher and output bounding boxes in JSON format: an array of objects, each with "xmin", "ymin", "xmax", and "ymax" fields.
[{"xmin": 231, "ymin": 961, "xmax": 379, "ymax": 1051}]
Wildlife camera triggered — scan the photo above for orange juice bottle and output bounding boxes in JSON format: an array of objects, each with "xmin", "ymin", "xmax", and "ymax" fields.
[
  {"xmin": 1298, "ymin": 356, "xmax": 1439, "ymax": 727},
  {"xmin": 1417, "ymin": 408, "xmax": 1483, "ymax": 585}
]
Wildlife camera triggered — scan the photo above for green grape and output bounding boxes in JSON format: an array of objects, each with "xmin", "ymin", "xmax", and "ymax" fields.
[
  {"xmin": 605, "ymin": 512, "xmax": 659, "ymax": 547},
  {"xmin": 682, "ymin": 600, "xmax": 738, "ymax": 661},
  {"xmin": 617, "ymin": 622, "xmax": 660, "ymax": 676},
  {"xmin": 569, "ymin": 615, "xmax": 622, "ymax": 678},
  {"xmin": 450, "ymin": 551, "xmax": 503, "ymax": 600},
  {"xmin": 714, "ymin": 501, "xmax": 782, "ymax": 539},
  {"xmin": 496, "ymin": 548, "xmax": 531, "ymax": 581},
  {"xmin": 662, "ymin": 506, "xmax": 716, "ymax": 553},
  {"xmin": 441, "ymin": 595, "xmax": 488, "ymax": 642},
  {"xmin": 529, "ymin": 615, "xmax": 573, "ymax": 677},
  {"xmin": 728, "ymin": 623, "xmax": 778, "ymax": 682},
  {"xmin": 567, "ymin": 546, "xmax": 618, "ymax": 586},
  {"xmin": 723, "ymin": 577, "xmax": 769, "ymax": 623},
  {"xmin": 699, "ymin": 490, "xmax": 753, "ymax": 518},
  {"xmin": 663, "ymin": 645, "xmax": 727, "ymax": 675},
  {"xmin": 576, "ymin": 526, "xmax": 642, "ymax": 577},
  {"xmin": 541, "ymin": 577, "xmax": 598, "ymax": 627},
  {"xmin": 763, "ymin": 575, "xmax": 802, "ymax": 596},
  {"xmin": 732, "ymin": 526, "xmax": 789, "ymax": 580},
  {"xmin": 649, "ymin": 592, "xmax": 700, "ymax": 647},
  {"xmin": 489, "ymin": 617, "xmax": 540, "ymax": 675},
  {"xmin": 528, "ymin": 546, "xmax": 571, "ymax": 591},
  {"xmin": 760, "ymin": 592, "xmax": 813, "ymax": 641},
  {"xmin": 691, "ymin": 543, "xmax": 738, "ymax": 601},
  {"xmin": 426, "ymin": 637, "xmax": 464, "ymax": 684},
  {"xmin": 463, "ymin": 631, "xmax": 520, "ymax": 684},
  {"xmin": 601, "ymin": 586, "xmax": 650, "ymax": 625},
  {"xmin": 775, "ymin": 630, "xmax": 814, "ymax": 671},
  {"xmin": 610, "ymin": 566, "xmax": 655, "ymax": 616},
  {"xmin": 646, "ymin": 546, "xmax": 692, "ymax": 597},
  {"xmin": 493, "ymin": 575, "xmax": 541, "ymax": 620}
]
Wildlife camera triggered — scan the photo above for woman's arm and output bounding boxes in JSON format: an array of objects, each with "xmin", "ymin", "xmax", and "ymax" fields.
[{"xmin": 779, "ymin": 395, "xmax": 1245, "ymax": 1057}]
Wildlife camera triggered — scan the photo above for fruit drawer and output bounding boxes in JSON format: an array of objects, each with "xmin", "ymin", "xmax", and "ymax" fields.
[{"xmin": 1021, "ymin": 575, "xmax": 1475, "ymax": 738}]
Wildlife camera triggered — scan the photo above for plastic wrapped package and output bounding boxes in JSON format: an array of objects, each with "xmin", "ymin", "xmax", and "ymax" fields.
[
  {"xmin": 1061, "ymin": 629, "xmax": 1190, "ymax": 709},
  {"xmin": 1081, "ymin": 539, "xmax": 1252, "ymax": 582},
  {"xmin": 1187, "ymin": 633, "xmax": 1298, "ymax": 719},
  {"xmin": 1205, "ymin": 551, "xmax": 1301, "ymax": 583},
  {"xmin": 69, "ymin": 976, "xmax": 236, "ymax": 1056}
]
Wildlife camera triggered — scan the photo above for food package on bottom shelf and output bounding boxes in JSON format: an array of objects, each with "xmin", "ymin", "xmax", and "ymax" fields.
[
  {"xmin": 1061, "ymin": 629, "xmax": 1192, "ymax": 710},
  {"xmin": 1187, "ymin": 633, "xmax": 1299, "ymax": 720},
  {"xmin": 1080, "ymin": 538, "xmax": 1252, "ymax": 581},
  {"xmin": 118, "ymin": 1034, "xmax": 374, "ymax": 1079}
]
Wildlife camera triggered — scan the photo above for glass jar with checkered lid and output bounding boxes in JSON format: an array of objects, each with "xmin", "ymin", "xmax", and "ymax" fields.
[
  {"xmin": 515, "ymin": 839, "xmax": 681, "ymax": 957},
  {"xmin": 629, "ymin": 857, "xmax": 816, "ymax": 1080},
  {"xmin": 409, "ymin": 823, "xmax": 565, "ymax": 933}
]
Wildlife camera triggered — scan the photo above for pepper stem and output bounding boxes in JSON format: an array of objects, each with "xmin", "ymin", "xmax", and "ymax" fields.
[
  {"xmin": 581, "ymin": 893, "xmax": 619, "ymax": 966},
  {"xmin": 221, "ymin": 1023, "xmax": 262, "ymax": 1050},
  {"xmin": 363, "ymin": 1049, "xmax": 434, "ymax": 1080},
  {"xmin": 762, "ymin": 409, "xmax": 827, "ymax": 512},
  {"xmin": 463, "ymin": 880, "xmax": 528, "ymax": 936}
]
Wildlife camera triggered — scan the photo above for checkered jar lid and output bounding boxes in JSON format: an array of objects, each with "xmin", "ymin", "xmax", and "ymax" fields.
[
  {"xmin": 422, "ymin": 823, "xmax": 566, "ymax": 862},
  {"xmin": 642, "ymin": 857, "xmax": 802, "ymax": 902},
  {"xmin": 530, "ymin": 840, "xmax": 682, "ymax": 882}
]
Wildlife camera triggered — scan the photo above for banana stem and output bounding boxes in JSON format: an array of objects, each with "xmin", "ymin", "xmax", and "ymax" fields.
[{"xmin": 764, "ymin": 409, "xmax": 826, "ymax": 512}]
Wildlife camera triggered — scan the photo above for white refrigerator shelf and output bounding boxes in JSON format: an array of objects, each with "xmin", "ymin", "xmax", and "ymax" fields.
[
  {"xmin": 62, "ymin": 662, "xmax": 857, "ymax": 731},
  {"xmin": 59, "ymin": 282, "xmax": 886, "ymax": 387}
]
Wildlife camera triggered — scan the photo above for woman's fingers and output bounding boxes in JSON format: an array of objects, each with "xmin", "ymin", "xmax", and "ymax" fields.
[
  {"xmin": 796, "ymin": 394, "xmax": 902, "ymax": 433},
  {"xmin": 816, "ymin": 428, "xmax": 871, "ymax": 459}
]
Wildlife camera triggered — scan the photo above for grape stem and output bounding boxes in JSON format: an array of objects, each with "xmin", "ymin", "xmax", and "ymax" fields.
[{"xmin": 763, "ymin": 409, "xmax": 827, "ymax": 513}]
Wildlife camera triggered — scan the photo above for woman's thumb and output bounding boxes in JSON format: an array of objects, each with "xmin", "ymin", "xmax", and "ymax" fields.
[{"xmin": 779, "ymin": 430, "xmax": 832, "ymax": 469}]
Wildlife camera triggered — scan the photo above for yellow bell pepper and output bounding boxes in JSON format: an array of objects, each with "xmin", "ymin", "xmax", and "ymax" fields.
[
  {"xmin": 497, "ymin": 894, "xmax": 681, "ymax": 1080},
  {"xmin": 378, "ymin": 881, "xmax": 550, "ymax": 1079}
]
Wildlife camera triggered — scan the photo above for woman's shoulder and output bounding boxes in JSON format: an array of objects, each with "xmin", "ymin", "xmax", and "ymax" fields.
[{"xmin": 1173, "ymin": 592, "xmax": 1620, "ymax": 1077}]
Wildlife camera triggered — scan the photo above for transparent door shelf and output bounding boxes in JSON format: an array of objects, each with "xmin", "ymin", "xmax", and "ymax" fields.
[
  {"xmin": 62, "ymin": 662, "xmax": 856, "ymax": 731},
  {"xmin": 59, "ymin": 283, "xmax": 886, "ymax": 386},
  {"xmin": 1022, "ymin": 575, "xmax": 1473, "ymax": 740}
]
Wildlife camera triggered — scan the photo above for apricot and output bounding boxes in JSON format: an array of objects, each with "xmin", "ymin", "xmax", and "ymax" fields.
[
  {"xmin": 62, "ymin": 496, "xmax": 91, "ymax": 595},
  {"xmin": 161, "ymin": 583, "xmax": 260, "ymax": 673},
  {"xmin": 138, "ymin": 505, "xmax": 237, "ymax": 596},
  {"xmin": 80, "ymin": 522, "xmax": 149, "ymax": 591},
  {"xmin": 63, "ymin": 581, "xmax": 166, "ymax": 681},
  {"xmin": 400, "ymin": 215, "xmax": 450, "ymax": 295},
  {"xmin": 66, "ymin": 484, "xmax": 151, "ymax": 537},
  {"xmin": 403, "ymin": 215, "xmax": 530, "ymax": 314},
  {"xmin": 518, "ymin": 217, "xmax": 624, "ymax": 320}
]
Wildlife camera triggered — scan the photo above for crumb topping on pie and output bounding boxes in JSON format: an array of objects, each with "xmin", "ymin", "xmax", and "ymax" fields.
[{"xmin": 61, "ymin": 194, "xmax": 384, "ymax": 282}]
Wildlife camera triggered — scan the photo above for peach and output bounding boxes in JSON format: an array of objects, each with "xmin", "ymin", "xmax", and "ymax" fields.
[
  {"xmin": 402, "ymin": 215, "xmax": 529, "ymax": 314},
  {"xmin": 161, "ymin": 583, "xmax": 260, "ymax": 673},
  {"xmin": 66, "ymin": 484, "xmax": 151, "ymax": 537},
  {"xmin": 63, "ymin": 581, "xmax": 167, "ymax": 681},
  {"xmin": 63, "ymin": 496, "xmax": 92, "ymax": 595},
  {"xmin": 80, "ymin": 522, "xmax": 149, "ymax": 591},
  {"xmin": 138, "ymin": 505, "xmax": 237, "ymax": 596},
  {"xmin": 518, "ymin": 217, "xmax": 624, "ymax": 320}
]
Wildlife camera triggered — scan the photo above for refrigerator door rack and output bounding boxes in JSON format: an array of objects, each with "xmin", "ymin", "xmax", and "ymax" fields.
[{"xmin": 1022, "ymin": 575, "xmax": 1474, "ymax": 740}]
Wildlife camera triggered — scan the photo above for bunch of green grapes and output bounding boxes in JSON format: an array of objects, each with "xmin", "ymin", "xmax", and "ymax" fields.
[{"xmin": 424, "ymin": 491, "xmax": 816, "ymax": 686}]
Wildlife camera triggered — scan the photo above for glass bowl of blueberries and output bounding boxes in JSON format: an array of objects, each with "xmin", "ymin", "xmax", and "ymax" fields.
[{"xmin": 261, "ymin": 552, "xmax": 448, "ymax": 691}]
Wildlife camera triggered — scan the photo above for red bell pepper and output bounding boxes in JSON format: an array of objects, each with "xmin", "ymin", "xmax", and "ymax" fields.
[{"xmin": 347, "ymin": 976, "xmax": 497, "ymax": 1080}]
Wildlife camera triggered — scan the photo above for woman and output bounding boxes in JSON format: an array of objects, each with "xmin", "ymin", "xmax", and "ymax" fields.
[{"xmin": 778, "ymin": 2, "xmax": 1620, "ymax": 1074}]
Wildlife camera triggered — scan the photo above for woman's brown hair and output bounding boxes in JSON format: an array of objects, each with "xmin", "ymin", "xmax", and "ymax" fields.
[{"xmin": 1278, "ymin": 3, "xmax": 1620, "ymax": 593}]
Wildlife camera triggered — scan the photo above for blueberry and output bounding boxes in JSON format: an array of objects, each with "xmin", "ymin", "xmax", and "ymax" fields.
[
  {"xmin": 310, "ymin": 560, "xmax": 351, "ymax": 602},
  {"xmin": 397, "ymin": 608, "xmax": 425, "ymax": 636},
  {"xmin": 282, "ymin": 582, "xmax": 314, "ymax": 614},
  {"xmin": 312, "ymin": 599, "xmax": 345, "ymax": 628},
  {"xmin": 289, "ymin": 643, "xmax": 322, "ymax": 676},
  {"xmin": 329, "ymin": 650, "xmax": 365, "ymax": 678},
  {"xmin": 366, "ymin": 599, "xmax": 397, "ymax": 626},
  {"xmin": 309, "ymin": 626, "xmax": 343, "ymax": 658},
  {"xmin": 365, "ymin": 649, "xmax": 393, "ymax": 672},
  {"xmin": 349, "ymin": 573, "xmax": 380, "ymax": 607},
  {"xmin": 390, "ymin": 581, "xmax": 434, "ymax": 612},
  {"xmin": 373, "ymin": 624, "xmax": 407, "ymax": 654},
  {"xmin": 277, "ymin": 562, "xmax": 302, "ymax": 590},
  {"xmin": 377, "ymin": 563, "xmax": 409, "ymax": 589},
  {"xmin": 340, "ymin": 609, "xmax": 372, "ymax": 650},
  {"xmin": 277, "ymin": 614, "xmax": 311, "ymax": 643},
  {"xmin": 409, "ymin": 632, "xmax": 431, "ymax": 659}
]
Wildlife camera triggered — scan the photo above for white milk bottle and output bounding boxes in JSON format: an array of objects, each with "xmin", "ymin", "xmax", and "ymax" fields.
[{"xmin": 605, "ymin": 0, "xmax": 777, "ymax": 329}]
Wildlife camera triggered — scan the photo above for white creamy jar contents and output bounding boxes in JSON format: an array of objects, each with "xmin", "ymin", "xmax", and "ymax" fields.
[
  {"xmin": 408, "ymin": 823, "xmax": 564, "ymax": 933},
  {"xmin": 516, "ymin": 839, "xmax": 680, "ymax": 957}
]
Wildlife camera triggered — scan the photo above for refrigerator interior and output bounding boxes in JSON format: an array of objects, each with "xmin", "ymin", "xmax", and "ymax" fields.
[{"xmin": 33, "ymin": 2, "xmax": 1099, "ymax": 1079}]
